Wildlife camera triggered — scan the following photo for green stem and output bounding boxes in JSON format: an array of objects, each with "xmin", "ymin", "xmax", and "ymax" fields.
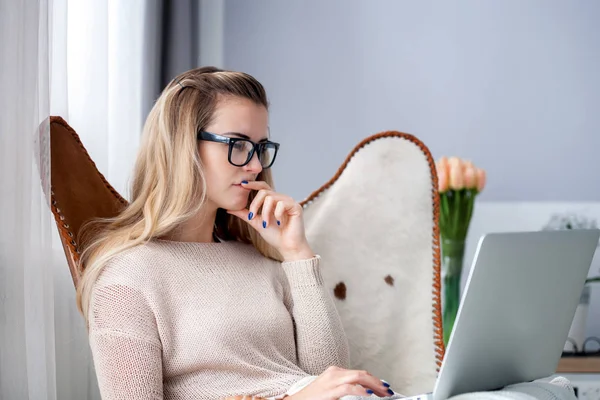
[
  {"xmin": 452, "ymin": 190, "xmax": 461, "ymax": 238},
  {"xmin": 442, "ymin": 238, "xmax": 465, "ymax": 345},
  {"xmin": 440, "ymin": 193, "xmax": 448, "ymax": 235},
  {"xmin": 438, "ymin": 189, "xmax": 479, "ymax": 345},
  {"xmin": 465, "ymin": 189, "xmax": 475, "ymax": 232}
]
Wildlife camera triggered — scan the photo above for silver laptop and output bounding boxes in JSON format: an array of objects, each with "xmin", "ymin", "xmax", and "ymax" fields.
[{"xmin": 406, "ymin": 229, "xmax": 600, "ymax": 400}]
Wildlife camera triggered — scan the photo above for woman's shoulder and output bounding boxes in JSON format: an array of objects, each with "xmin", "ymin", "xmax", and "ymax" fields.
[
  {"xmin": 94, "ymin": 243, "xmax": 161, "ymax": 287},
  {"xmin": 95, "ymin": 238, "xmax": 279, "ymax": 288},
  {"xmin": 148, "ymin": 238, "xmax": 272, "ymax": 262}
]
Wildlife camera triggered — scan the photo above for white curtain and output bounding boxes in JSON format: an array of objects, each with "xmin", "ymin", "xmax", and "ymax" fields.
[
  {"xmin": 0, "ymin": 1, "xmax": 55, "ymax": 398},
  {"xmin": 1, "ymin": 1, "xmax": 148, "ymax": 398}
]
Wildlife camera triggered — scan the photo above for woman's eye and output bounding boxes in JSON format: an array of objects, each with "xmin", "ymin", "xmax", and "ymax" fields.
[{"xmin": 232, "ymin": 142, "xmax": 246, "ymax": 151}]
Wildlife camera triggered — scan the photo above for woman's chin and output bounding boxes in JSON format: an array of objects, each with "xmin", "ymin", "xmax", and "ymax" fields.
[
  {"xmin": 219, "ymin": 188, "xmax": 251, "ymax": 211},
  {"xmin": 222, "ymin": 199, "xmax": 249, "ymax": 212}
]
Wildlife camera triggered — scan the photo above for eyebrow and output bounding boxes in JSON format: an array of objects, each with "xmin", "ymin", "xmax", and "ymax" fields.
[{"xmin": 226, "ymin": 132, "xmax": 269, "ymax": 142}]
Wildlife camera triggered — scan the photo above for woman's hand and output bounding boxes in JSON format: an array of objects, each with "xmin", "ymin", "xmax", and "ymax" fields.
[
  {"xmin": 226, "ymin": 181, "xmax": 313, "ymax": 261},
  {"xmin": 222, "ymin": 366, "xmax": 395, "ymax": 400},
  {"xmin": 287, "ymin": 366, "xmax": 396, "ymax": 400}
]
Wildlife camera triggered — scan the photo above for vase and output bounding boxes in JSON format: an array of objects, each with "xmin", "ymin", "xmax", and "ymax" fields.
[{"xmin": 441, "ymin": 238, "xmax": 466, "ymax": 346}]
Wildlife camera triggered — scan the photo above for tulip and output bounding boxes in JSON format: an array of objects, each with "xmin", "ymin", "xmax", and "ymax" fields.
[
  {"xmin": 464, "ymin": 166, "xmax": 477, "ymax": 189},
  {"xmin": 436, "ymin": 155, "xmax": 448, "ymax": 169},
  {"xmin": 448, "ymin": 157, "xmax": 464, "ymax": 190},
  {"xmin": 476, "ymin": 168, "xmax": 486, "ymax": 192},
  {"xmin": 437, "ymin": 156, "xmax": 487, "ymax": 346},
  {"xmin": 437, "ymin": 156, "xmax": 450, "ymax": 192}
]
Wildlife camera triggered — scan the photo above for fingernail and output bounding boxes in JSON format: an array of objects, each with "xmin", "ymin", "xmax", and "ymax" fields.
[
  {"xmin": 262, "ymin": 221, "xmax": 267, "ymax": 228},
  {"xmin": 387, "ymin": 389, "xmax": 394, "ymax": 395},
  {"xmin": 277, "ymin": 220, "xmax": 281, "ymax": 226},
  {"xmin": 242, "ymin": 180, "xmax": 248, "ymax": 184},
  {"xmin": 366, "ymin": 389, "xmax": 374, "ymax": 395},
  {"xmin": 248, "ymin": 212, "xmax": 253, "ymax": 220},
  {"xmin": 382, "ymin": 382, "xmax": 390, "ymax": 388}
]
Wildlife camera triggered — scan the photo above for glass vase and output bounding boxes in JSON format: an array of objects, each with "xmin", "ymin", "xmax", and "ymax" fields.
[{"xmin": 441, "ymin": 238, "xmax": 466, "ymax": 346}]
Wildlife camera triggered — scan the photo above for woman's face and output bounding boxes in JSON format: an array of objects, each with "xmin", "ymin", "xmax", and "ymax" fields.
[{"xmin": 198, "ymin": 96, "xmax": 269, "ymax": 212}]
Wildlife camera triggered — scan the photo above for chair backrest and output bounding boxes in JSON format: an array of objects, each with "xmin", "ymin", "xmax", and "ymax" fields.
[
  {"xmin": 49, "ymin": 117, "xmax": 444, "ymax": 395},
  {"xmin": 300, "ymin": 132, "xmax": 444, "ymax": 395},
  {"xmin": 49, "ymin": 116, "xmax": 127, "ymax": 286}
]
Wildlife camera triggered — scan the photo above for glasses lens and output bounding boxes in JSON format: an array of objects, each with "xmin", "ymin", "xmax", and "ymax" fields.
[
  {"xmin": 259, "ymin": 143, "xmax": 277, "ymax": 168},
  {"xmin": 230, "ymin": 140, "xmax": 254, "ymax": 166}
]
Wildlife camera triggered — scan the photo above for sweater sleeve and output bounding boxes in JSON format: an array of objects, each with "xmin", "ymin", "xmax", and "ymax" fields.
[
  {"xmin": 88, "ymin": 284, "xmax": 164, "ymax": 400},
  {"xmin": 281, "ymin": 255, "xmax": 350, "ymax": 374}
]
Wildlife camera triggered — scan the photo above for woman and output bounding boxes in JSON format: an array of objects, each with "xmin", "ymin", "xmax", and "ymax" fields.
[{"xmin": 78, "ymin": 66, "xmax": 402, "ymax": 400}]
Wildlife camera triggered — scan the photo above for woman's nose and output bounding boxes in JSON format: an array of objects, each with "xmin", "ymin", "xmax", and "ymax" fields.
[{"xmin": 244, "ymin": 151, "xmax": 263, "ymax": 174}]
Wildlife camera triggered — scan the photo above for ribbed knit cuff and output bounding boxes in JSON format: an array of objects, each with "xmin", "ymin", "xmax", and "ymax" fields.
[{"xmin": 281, "ymin": 255, "xmax": 323, "ymax": 287}]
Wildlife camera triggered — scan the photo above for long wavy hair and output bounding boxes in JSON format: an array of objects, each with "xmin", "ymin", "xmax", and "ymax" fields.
[{"xmin": 76, "ymin": 66, "xmax": 281, "ymax": 324}]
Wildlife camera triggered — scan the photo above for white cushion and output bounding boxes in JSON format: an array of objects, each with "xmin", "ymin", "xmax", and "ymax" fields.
[{"xmin": 302, "ymin": 132, "xmax": 444, "ymax": 396}]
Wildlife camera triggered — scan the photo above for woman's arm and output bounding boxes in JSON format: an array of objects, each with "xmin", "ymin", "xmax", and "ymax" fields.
[
  {"xmin": 282, "ymin": 256, "xmax": 351, "ymax": 375},
  {"xmin": 226, "ymin": 181, "xmax": 350, "ymax": 374},
  {"xmin": 88, "ymin": 284, "xmax": 164, "ymax": 400}
]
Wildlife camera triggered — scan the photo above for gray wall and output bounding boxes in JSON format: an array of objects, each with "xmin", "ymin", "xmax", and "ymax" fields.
[{"xmin": 223, "ymin": 0, "xmax": 600, "ymax": 202}]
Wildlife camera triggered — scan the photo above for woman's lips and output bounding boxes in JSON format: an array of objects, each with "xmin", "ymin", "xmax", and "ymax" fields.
[{"xmin": 233, "ymin": 184, "xmax": 250, "ymax": 190}]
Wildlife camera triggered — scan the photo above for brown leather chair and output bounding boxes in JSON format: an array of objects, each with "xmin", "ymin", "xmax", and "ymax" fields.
[
  {"xmin": 49, "ymin": 116, "xmax": 444, "ymax": 397},
  {"xmin": 49, "ymin": 116, "xmax": 127, "ymax": 286}
]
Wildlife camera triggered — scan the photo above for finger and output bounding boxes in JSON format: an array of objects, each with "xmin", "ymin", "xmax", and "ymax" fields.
[
  {"xmin": 241, "ymin": 180, "xmax": 271, "ymax": 191},
  {"xmin": 274, "ymin": 201, "xmax": 286, "ymax": 226},
  {"xmin": 249, "ymin": 191, "xmax": 295, "ymax": 222},
  {"xmin": 248, "ymin": 189, "xmax": 272, "ymax": 221},
  {"xmin": 226, "ymin": 208, "xmax": 249, "ymax": 221},
  {"xmin": 261, "ymin": 195, "xmax": 275, "ymax": 228},
  {"xmin": 226, "ymin": 208, "xmax": 262, "ymax": 231},
  {"xmin": 337, "ymin": 370, "xmax": 395, "ymax": 398},
  {"xmin": 273, "ymin": 199, "xmax": 301, "ymax": 226},
  {"xmin": 330, "ymin": 383, "xmax": 375, "ymax": 399}
]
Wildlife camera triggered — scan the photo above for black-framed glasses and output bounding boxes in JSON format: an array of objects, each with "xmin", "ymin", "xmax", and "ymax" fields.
[{"xmin": 197, "ymin": 131, "xmax": 280, "ymax": 169}]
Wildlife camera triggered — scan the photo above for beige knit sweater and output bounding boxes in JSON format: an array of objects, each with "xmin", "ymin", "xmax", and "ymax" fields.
[{"xmin": 88, "ymin": 239, "xmax": 350, "ymax": 399}]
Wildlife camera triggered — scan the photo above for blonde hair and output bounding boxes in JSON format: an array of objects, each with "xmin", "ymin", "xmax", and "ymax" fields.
[{"xmin": 77, "ymin": 66, "xmax": 281, "ymax": 324}]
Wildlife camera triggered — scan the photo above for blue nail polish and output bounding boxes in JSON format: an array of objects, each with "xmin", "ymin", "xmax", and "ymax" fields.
[
  {"xmin": 262, "ymin": 221, "xmax": 267, "ymax": 228},
  {"xmin": 277, "ymin": 220, "xmax": 281, "ymax": 226},
  {"xmin": 366, "ymin": 389, "xmax": 374, "ymax": 395},
  {"xmin": 382, "ymin": 382, "xmax": 391, "ymax": 388},
  {"xmin": 248, "ymin": 212, "xmax": 253, "ymax": 220},
  {"xmin": 242, "ymin": 180, "xmax": 248, "ymax": 184},
  {"xmin": 387, "ymin": 389, "xmax": 394, "ymax": 395}
]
